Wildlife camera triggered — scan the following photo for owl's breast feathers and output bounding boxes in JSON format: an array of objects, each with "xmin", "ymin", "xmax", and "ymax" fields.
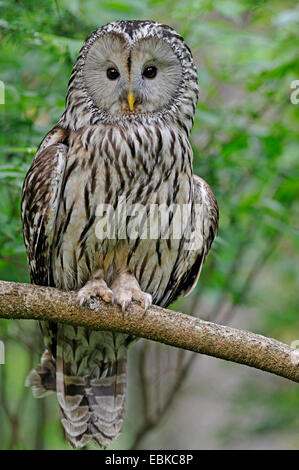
[
  {"xmin": 22, "ymin": 20, "xmax": 216, "ymax": 449},
  {"xmin": 22, "ymin": 121, "xmax": 218, "ymax": 306}
]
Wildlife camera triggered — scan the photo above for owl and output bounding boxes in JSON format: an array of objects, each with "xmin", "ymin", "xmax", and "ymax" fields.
[{"xmin": 21, "ymin": 20, "xmax": 218, "ymax": 448}]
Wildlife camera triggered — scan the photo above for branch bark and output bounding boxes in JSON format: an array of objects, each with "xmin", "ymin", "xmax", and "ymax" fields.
[{"xmin": 0, "ymin": 280, "xmax": 298, "ymax": 383}]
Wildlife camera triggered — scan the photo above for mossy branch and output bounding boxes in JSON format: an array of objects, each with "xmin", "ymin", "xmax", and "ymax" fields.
[{"xmin": 0, "ymin": 280, "xmax": 298, "ymax": 383}]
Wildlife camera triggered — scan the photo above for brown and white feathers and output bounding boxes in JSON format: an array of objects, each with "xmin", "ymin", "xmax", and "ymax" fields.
[{"xmin": 21, "ymin": 20, "xmax": 218, "ymax": 448}]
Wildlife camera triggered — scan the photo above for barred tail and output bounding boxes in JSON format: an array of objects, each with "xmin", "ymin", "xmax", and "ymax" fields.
[
  {"xmin": 26, "ymin": 324, "xmax": 128, "ymax": 448},
  {"xmin": 25, "ymin": 349, "xmax": 56, "ymax": 398},
  {"xmin": 56, "ymin": 324, "xmax": 127, "ymax": 448}
]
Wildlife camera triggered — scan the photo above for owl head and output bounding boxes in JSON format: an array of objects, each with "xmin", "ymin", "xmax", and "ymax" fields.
[{"xmin": 63, "ymin": 21, "xmax": 198, "ymax": 127}]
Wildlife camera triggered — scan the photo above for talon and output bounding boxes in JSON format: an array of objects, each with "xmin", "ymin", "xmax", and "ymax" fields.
[
  {"xmin": 111, "ymin": 273, "xmax": 152, "ymax": 313},
  {"xmin": 102, "ymin": 293, "xmax": 113, "ymax": 303},
  {"xmin": 142, "ymin": 293, "xmax": 152, "ymax": 310},
  {"xmin": 77, "ymin": 278, "xmax": 114, "ymax": 307}
]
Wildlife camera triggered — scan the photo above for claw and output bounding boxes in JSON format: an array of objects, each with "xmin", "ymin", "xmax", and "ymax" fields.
[
  {"xmin": 111, "ymin": 283, "xmax": 152, "ymax": 313},
  {"xmin": 78, "ymin": 293, "xmax": 88, "ymax": 306},
  {"xmin": 77, "ymin": 279, "xmax": 114, "ymax": 309},
  {"xmin": 142, "ymin": 293, "xmax": 152, "ymax": 311},
  {"xmin": 102, "ymin": 292, "xmax": 113, "ymax": 303}
]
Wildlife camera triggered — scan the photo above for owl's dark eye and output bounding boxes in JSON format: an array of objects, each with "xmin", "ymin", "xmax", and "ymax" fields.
[
  {"xmin": 106, "ymin": 68, "xmax": 120, "ymax": 80},
  {"xmin": 143, "ymin": 65, "xmax": 157, "ymax": 79}
]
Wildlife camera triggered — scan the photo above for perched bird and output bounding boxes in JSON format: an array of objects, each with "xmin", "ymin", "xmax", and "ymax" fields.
[{"xmin": 21, "ymin": 20, "xmax": 218, "ymax": 448}]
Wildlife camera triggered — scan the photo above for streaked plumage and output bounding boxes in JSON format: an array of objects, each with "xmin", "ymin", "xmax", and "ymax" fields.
[{"xmin": 21, "ymin": 20, "xmax": 218, "ymax": 448}]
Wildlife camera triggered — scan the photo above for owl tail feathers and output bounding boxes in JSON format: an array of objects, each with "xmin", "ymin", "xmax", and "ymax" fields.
[
  {"xmin": 56, "ymin": 341, "xmax": 127, "ymax": 449},
  {"xmin": 25, "ymin": 349, "xmax": 56, "ymax": 398}
]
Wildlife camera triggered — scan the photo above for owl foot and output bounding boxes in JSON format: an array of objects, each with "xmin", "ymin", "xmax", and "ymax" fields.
[
  {"xmin": 78, "ymin": 279, "xmax": 114, "ymax": 306},
  {"xmin": 111, "ymin": 272, "xmax": 152, "ymax": 312}
]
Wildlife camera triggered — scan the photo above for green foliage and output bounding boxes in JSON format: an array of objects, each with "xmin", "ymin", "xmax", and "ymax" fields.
[{"xmin": 0, "ymin": 0, "xmax": 298, "ymax": 450}]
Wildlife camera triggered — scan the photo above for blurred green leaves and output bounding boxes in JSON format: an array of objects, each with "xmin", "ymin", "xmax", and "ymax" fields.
[{"xmin": 0, "ymin": 0, "xmax": 298, "ymax": 449}]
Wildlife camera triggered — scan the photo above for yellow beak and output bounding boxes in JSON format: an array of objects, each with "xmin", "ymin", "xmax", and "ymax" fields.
[{"xmin": 127, "ymin": 92, "xmax": 135, "ymax": 112}]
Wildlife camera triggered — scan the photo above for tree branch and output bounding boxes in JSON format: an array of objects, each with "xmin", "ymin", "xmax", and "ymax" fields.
[{"xmin": 0, "ymin": 280, "xmax": 298, "ymax": 383}]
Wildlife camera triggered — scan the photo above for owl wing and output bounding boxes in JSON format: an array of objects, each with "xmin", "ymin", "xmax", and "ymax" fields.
[
  {"xmin": 21, "ymin": 127, "xmax": 68, "ymax": 286},
  {"xmin": 162, "ymin": 174, "xmax": 218, "ymax": 307},
  {"xmin": 183, "ymin": 174, "xmax": 219, "ymax": 295},
  {"xmin": 22, "ymin": 128, "xmax": 127, "ymax": 447},
  {"xmin": 22, "ymin": 127, "xmax": 69, "ymax": 394}
]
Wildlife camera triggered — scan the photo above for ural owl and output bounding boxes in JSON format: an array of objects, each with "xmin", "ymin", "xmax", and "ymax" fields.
[{"xmin": 21, "ymin": 20, "xmax": 218, "ymax": 448}]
